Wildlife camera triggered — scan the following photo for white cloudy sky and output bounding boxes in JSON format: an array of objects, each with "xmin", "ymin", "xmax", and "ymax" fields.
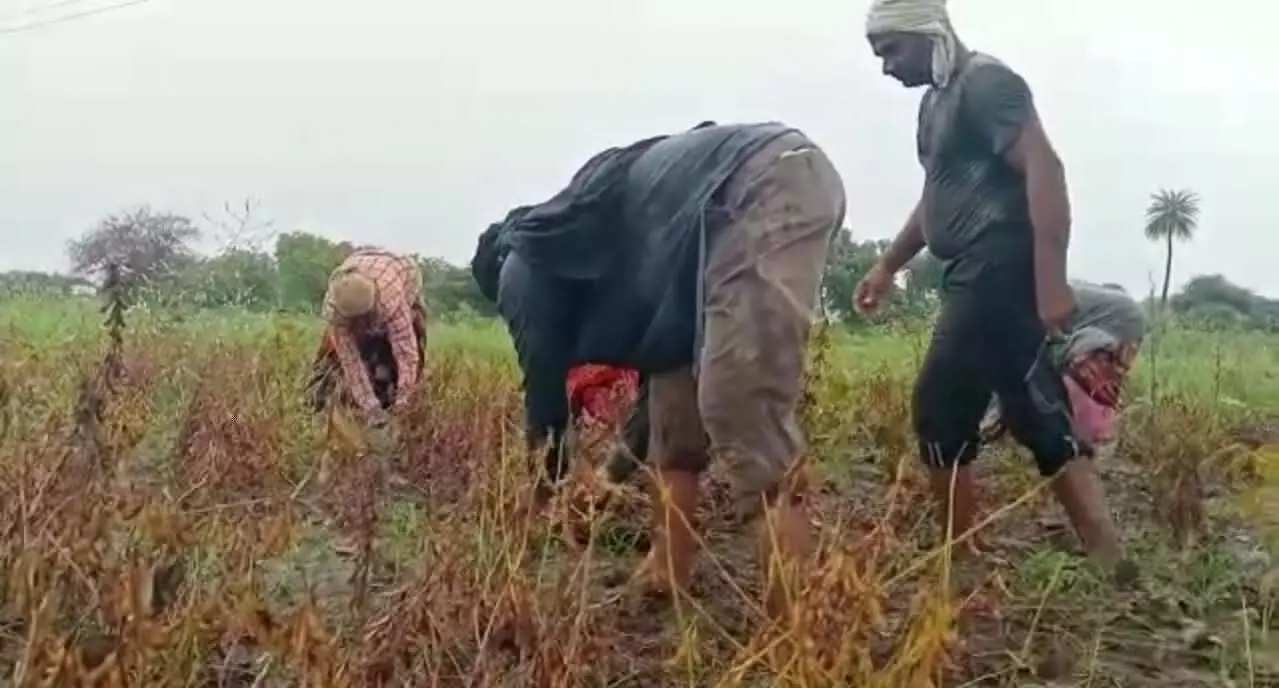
[{"xmin": 1, "ymin": 0, "xmax": 1270, "ymax": 297}]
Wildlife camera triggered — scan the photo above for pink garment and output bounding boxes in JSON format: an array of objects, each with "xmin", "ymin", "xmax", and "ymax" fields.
[{"xmin": 1064, "ymin": 375, "xmax": 1116, "ymax": 445}]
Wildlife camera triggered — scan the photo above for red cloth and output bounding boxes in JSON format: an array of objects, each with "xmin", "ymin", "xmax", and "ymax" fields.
[
  {"xmin": 1067, "ymin": 343, "xmax": 1140, "ymax": 409},
  {"xmin": 567, "ymin": 364, "xmax": 639, "ymax": 426}
]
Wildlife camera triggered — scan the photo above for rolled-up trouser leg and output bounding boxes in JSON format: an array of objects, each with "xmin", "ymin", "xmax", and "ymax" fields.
[{"xmin": 694, "ymin": 132, "xmax": 845, "ymax": 519}]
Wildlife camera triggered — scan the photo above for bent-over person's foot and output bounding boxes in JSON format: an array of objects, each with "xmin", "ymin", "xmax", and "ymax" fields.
[
  {"xmin": 518, "ymin": 480, "xmax": 556, "ymax": 521},
  {"xmin": 628, "ymin": 548, "xmax": 693, "ymax": 601},
  {"xmin": 630, "ymin": 469, "xmax": 700, "ymax": 600},
  {"xmin": 586, "ymin": 464, "xmax": 626, "ymax": 509},
  {"xmin": 757, "ymin": 495, "xmax": 815, "ymax": 621}
]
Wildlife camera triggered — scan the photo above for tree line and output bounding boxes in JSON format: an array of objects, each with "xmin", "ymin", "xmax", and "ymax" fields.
[
  {"xmin": 4, "ymin": 204, "xmax": 948, "ymax": 326},
  {"xmin": 45, "ymin": 205, "xmax": 499, "ymax": 319},
  {"xmin": 3, "ymin": 189, "xmax": 1273, "ymax": 332}
]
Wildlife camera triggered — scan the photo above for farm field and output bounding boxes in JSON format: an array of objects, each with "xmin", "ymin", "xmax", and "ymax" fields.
[{"xmin": 3, "ymin": 293, "xmax": 1279, "ymax": 686}]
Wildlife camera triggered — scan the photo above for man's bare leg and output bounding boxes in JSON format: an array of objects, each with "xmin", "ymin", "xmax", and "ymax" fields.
[
  {"xmin": 1050, "ymin": 457, "xmax": 1122, "ymax": 568},
  {"xmin": 927, "ymin": 464, "xmax": 987, "ymax": 558},
  {"xmin": 756, "ymin": 471, "xmax": 815, "ymax": 619},
  {"xmin": 632, "ymin": 468, "xmax": 700, "ymax": 596}
]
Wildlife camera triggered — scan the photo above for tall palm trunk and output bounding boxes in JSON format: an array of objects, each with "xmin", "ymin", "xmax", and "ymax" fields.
[{"xmin": 1159, "ymin": 232, "xmax": 1173, "ymax": 307}]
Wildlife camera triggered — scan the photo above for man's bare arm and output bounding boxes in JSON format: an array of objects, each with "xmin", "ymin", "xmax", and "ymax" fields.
[
  {"xmin": 332, "ymin": 327, "xmax": 380, "ymax": 414},
  {"xmin": 962, "ymin": 62, "xmax": 1072, "ymax": 313},
  {"xmin": 1005, "ymin": 115, "xmax": 1070, "ymax": 301},
  {"xmin": 878, "ymin": 194, "xmax": 927, "ymax": 274}
]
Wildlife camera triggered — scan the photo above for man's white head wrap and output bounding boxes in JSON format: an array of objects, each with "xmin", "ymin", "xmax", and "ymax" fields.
[{"xmin": 865, "ymin": 0, "xmax": 959, "ymax": 88}]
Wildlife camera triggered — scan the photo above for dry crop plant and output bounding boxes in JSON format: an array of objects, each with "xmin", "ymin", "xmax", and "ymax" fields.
[
  {"xmin": 1, "ymin": 280, "xmax": 1276, "ymax": 685},
  {"xmin": 0, "ymin": 290, "xmax": 982, "ymax": 686}
]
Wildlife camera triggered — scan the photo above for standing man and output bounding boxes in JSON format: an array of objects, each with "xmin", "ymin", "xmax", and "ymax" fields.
[
  {"xmin": 472, "ymin": 121, "xmax": 845, "ymax": 615},
  {"xmin": 318, "ymin": 247, "xmax": 427, "ymax": 427},
  {"xmin": 858, "ymin": 0, "xmax": 1124, "ymax": 568}
]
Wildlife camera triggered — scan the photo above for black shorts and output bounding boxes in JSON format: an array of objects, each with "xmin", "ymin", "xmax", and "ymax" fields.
[{"xmin": 912, "ymin": 278, "xmax": 1090, "ymax": 477}]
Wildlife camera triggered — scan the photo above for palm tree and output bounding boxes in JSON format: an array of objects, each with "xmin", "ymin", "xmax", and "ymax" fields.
[{"xmin": 1144, "ymin": 188, "xmax": 1200, "ymax": 308}]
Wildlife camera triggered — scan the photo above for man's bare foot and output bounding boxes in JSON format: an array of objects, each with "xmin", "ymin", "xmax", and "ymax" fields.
[
  {"xmin": 627, "ymin": 549, "xmax": 690, "ymax": 600},
  {"xmin": 519, "ymin": 482, "xmax": 555, "ymax": 520},
  {"xmin": 632, "ymin": 469, "xmax": 700, "ymax": 601},
  {"xmin": 943, "ymin": 535, "xmax": 1008, "ymax": 568},
  {"xmin": 586, "ymin": 465, "xmax": 625, "ymax": 508}
]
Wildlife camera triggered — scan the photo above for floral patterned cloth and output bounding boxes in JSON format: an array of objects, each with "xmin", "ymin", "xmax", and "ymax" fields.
[{"xmin": 567, "ymin": 364, "xmax": 639, "ymax": 427}]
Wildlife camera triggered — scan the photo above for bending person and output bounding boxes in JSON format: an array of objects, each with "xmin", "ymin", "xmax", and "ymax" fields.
[
  {"xmin": 308, "ymin": 247, "xmax": 427, "ymax": 427},
  {"xmin": 982, "ymin": 281, "xmax": 1146, "ymax": 451},
  {"xmin": 472, "ymin": 120, "xmax": 845, "ymax": 616}
]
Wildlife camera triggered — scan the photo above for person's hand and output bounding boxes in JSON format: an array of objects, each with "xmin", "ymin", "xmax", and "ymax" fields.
[
  {"xmin": 1069, "ymin": 354, "xmax": 1120, "ymax": 407},
  {"xmin": 365, "ymin": 406, "xmax": 391, "ymax": 429},
  {"xmin": 1037, "ymin": 281, "xmax": 1077, "ymax": 334},
  {"xmin": 853, "ymin": 263, "xmax": 894, "ymax": 315},
  {"xmin": 364, "ymin": 407, "xmax": 400, "ymax": 455}
]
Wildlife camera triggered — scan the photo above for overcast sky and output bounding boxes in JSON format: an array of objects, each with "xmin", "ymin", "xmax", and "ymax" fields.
[{"xmin": 1, "ymin": 0, "xmax": 1269, "ymax": 296}]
